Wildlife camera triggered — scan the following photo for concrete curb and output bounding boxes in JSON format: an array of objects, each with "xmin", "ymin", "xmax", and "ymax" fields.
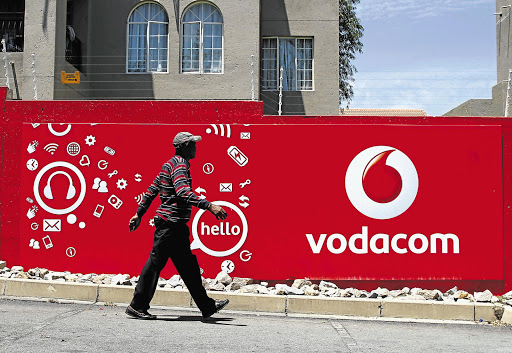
[
  {"xmin": 0, "ymin": 278, "xmax": 508, "ymax": 323},
  {"xmin": 502, "ymin": 306, "xmax": 512, "ymax": 325},
  {"xmin": 287, "ymin": 296, "xmax": 380, "ymax": 317},
  {"xmin": 0, "ymin": 278, "xmax": 6, "ymax": 296},
  {"xmin": 96, "ymin": 285, "xmax": 192, "ymax": 308},
  {"xmin": 4, "ymin": 279, "xmax": 98, "ymax": 302},
  {"xmin": 381, "ymin": 299, "xmax": 475, "ymax": 321}
]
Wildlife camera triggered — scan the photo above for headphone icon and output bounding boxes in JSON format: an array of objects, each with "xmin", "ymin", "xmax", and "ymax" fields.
[{"xmin": 43, "ymin": 171, "xmax": 76, "ymax": 200}]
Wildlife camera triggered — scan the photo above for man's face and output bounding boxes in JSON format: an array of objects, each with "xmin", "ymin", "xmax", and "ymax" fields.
[{"xmin": 181, "ymin": 141, "xmax": 197, "ymax": 159}]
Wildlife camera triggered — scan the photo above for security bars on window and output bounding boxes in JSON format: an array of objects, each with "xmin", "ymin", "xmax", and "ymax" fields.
[{"xmin": 262, "ymin": 37, "xmax": 313, "ymax": 91}]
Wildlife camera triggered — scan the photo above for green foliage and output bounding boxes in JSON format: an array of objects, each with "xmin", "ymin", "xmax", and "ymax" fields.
[{"xmin": 339, "ymin": 0, "xmax": 364, "ymax": 109}]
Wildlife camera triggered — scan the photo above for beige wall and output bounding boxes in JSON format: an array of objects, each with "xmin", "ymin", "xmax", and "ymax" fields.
[
  {"xmin": 54, "ymin": 0, "xmax": 260, "ymax": 100},
  {"xmin": 22, "ymin": 0, "xmax": 58, "ymax": 100},
  {"xmin": 497, "ymin": 0, "xmax": 512, "ymax": 83},
  {"xmin": 260, "ymin": 0, "xmax": 339, "ymax": 115},
  {"xmin": 15, "ymin": 0, "xmax": 340, "ymax": 116}
]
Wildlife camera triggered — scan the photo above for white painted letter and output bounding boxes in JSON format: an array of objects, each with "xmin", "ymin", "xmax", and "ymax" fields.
[
  {"xmin": 348, "ymin": 226, "xmax": 368, "ymax": 254},
  {"xmin": 231, "ymin": 225, "xmax": 241, "ymax": 236},
  {"xmin": 409, "ymin": 233, "xmax": 429, "ymax": 254},
  {"xmin": 391, "ymin": 233, "xmax": 407, "ymax": 254},
  {"xmin": 326, "ymin": 234, "xmax": 347, "ymax": 254},
  {"xmin": 430, "ymin": 233, "xmax": 459, "ymax": 254},
  {"xmin": 306, "ymin": 234, "xmax": 327, "ymax": 254},
  {"xmin": 201, "ymin": 222, "xmax": 210, "ymax": 235},
  {"xmin": 369, "ymin": 233, "xmax": 389, "ymax": 254}
]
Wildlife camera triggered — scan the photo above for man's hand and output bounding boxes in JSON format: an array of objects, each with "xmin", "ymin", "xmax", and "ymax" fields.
[
  {"xmin": 129, "ymin": 214, "xmax": 141, "ymax": 232},
  {"xmin": 208, "ymin": 204, "xmax": 228, "ymax": 220}
]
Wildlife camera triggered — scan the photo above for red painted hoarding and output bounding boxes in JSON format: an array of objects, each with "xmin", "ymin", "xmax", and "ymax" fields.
[
  {"xmin": 17, "ymin": 123, "xmax": 504, "ymax": 280},
  {"xmin": 1, "ymin": 90, "xmax": 511, "ymax": 293}
]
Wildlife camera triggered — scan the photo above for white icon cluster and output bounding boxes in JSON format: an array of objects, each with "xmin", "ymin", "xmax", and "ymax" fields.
[
  {"xmin": 28, "ymin": 124, "xmax": 237, "ymax": 255},
  {"xmin": 26, "ymin": 124, "xmax": 132, "ymax": 257}
]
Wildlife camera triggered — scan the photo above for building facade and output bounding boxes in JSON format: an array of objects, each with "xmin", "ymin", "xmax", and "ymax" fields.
[
  {"xmin": 444, "ymin": 0, "xmax": 512, "ymax": 117},
  {"xmin": 0, "ymin": 0, "xmax": 339, "ymax": 115}
]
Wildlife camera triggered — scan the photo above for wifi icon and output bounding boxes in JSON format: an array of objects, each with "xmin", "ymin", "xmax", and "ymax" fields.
[
  {"xmin": 206, "ymin": 124, "xmax": 231, "ymax": 138},
  {"xmin": 44, "ymin": 143, "xmax": 59, "ymax": 155},
  {"xmin": 134, "ymin": 193, "xmax": 145, "ymax": 203}
]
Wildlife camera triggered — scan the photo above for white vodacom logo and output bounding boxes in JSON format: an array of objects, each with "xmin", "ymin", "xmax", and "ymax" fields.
[
  {"xmin": 305, "ymin": 147, "xmax": 458, "ymax": 255},
  {"xmin": 345, "ymin": 146, "xmax": 419, "ymax": 220}
]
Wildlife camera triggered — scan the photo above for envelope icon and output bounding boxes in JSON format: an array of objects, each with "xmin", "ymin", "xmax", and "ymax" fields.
[
  {"xmin": 43, "ymin": 219, "xmax": 61, "ymax": 232},
  {"xmin": 240, "ymin": 132, "xmax": 251, "ymax": 140},
  {"xmin": 219, "ymin": 183, "xmax": 233, "ymax": 192}
]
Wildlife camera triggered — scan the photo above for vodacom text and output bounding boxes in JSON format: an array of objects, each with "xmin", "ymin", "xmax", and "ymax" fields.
[{"xmin": 306, "ymin": 226, "xmax": 460, "ymax": 254}]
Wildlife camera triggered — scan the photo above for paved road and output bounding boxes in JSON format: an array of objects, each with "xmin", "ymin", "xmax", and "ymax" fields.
[{"xmin": 0, "ymin": 298, "xmax": 511, "ymax": 352}]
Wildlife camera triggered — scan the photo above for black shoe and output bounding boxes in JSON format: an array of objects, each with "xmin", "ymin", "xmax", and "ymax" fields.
[
  {"xmin": 125, "ymin": 305, "xmax": 156, "ymax": 320},
  {"xmin": 202, "ymin": 299, "xmax": 230, "ymax": 320}
]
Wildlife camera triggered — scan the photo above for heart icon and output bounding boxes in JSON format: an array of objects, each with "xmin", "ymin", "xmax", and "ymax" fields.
[{"xmin": 79, "ymin": 155, "xmax": 91, "ymax": 167}]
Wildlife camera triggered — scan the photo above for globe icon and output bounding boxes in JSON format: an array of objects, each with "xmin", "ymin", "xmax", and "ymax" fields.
[{"xmin": 67, "ymin": 142, "xmax": 81, "ymax": 156}]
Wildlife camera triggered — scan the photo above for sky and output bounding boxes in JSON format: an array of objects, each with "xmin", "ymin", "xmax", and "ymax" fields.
[{"xmin": 349, "ymin": 0, "xmax": 497, "ymax": 116}]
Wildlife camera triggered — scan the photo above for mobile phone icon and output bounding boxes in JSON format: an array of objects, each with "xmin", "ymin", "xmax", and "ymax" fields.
[
  {"xmin": 42, "ymin": 235, "xmax": 53, "ymax": 249},
  {"xmin": 93, "ymin": 204, "xmax": 104, "ymax": 218}
]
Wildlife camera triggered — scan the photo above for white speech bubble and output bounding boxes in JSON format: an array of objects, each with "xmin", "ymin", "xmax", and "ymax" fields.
[{"xmin": 191, "ymin": 201, "xmax": 248, "ymax": 257}]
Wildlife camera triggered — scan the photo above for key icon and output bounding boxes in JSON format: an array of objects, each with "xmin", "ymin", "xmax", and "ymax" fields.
[
  {"xmin": 108, "ymin": 170, "xmax": 118, "ymax": 178},
  {"xmin": 239, "ymin": 179, "xmax": 251, "ymax": 188}
]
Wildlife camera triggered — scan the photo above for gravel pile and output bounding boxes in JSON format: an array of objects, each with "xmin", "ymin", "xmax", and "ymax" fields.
[{"xmin": 2, "ymin": 264, "xmax": 512, "ymax": 307}]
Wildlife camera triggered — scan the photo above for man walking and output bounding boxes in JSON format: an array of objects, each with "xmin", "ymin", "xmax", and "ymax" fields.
[{"xmin": 126, "ymin": 131, "xmax": 229, "ymax": 320}]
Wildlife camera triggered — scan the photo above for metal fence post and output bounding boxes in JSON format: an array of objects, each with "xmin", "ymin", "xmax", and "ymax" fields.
[
  {"xmin": 250, "ymin": 55, "xmax": 255, "ymax": 101},
  {"xmin": 2, "ymin": 39, "xmax": 11, "ymax": 91},
  {"xmin": 10, "ymin": 62, "xmax": 20, "ymax": 99},
  {"xmin": 32, "ymin": 53, "xmax": 38, "ymax": 100},
  {"xmin": 278, "ymin": 67, "xmax": 283, "ymax": 116}
]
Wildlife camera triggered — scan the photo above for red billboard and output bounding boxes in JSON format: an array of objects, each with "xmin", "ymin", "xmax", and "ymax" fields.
[{"xmin": 17, "ymin": 122, "xmax": 503, "ymax": 282}]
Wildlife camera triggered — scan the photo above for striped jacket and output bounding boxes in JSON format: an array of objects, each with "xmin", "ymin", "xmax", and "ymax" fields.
[{"xmin": 136, "ymin": 155, "xmax": 210, "ymax": 223}]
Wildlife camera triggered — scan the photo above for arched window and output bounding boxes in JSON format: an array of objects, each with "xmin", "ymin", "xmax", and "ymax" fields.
[
  {"xmin": 127, "ymin": 2, "xmax": 169, "ymax": 73},
  {"xmin": 181, "ymin": 2, "xmax": 223, "ymax": 74}
]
